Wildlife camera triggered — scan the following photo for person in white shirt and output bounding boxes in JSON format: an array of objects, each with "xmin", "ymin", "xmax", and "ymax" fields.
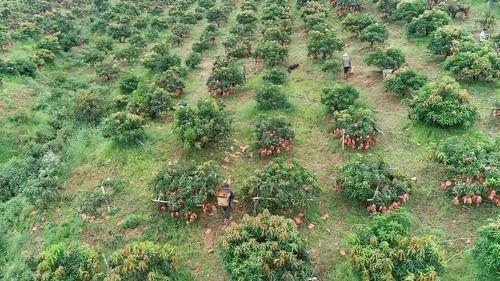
[{"xmin": 479, "ymin": 29, "xmax": 488, "ymax": 42}]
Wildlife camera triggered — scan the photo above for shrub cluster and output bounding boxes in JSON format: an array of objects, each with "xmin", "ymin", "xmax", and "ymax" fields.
[
  {"xmin": 174, "ymin": 99, "xmax": 232, "ymax": 148},
  {"xmin": 364, "ymin": 48, "xmax": 406, "ymax": 71},
  {"xmin": 406, "ymin": 9, "xmax": 452, "ymax": 37},
  {"xmin": 342, "ymin": 13, "xmax": 388, "ymax": 47},
  {"xmin": 218, "ymin": 210, "xmax": 313, "ymax": 281},
  {"xmin": 472, "ymin": 216, "xmax": 500, "ymax": 280},
  {"xmin": 335, "ymin": 156, "xmax": 411, "ymax": 213},
  {"xmin": 320, "ymin": 83, "xmax": 360, "ymax": 113},
  {"xmin": 301, "ymin": 2, "xmax": 344, "ymax": 60},
  {"xmin": 242, "ymin": 158, "xmax": 319, "ymax": 215},
  {"xmin": 102, "ymin": 111, "xmax": 146, "ymax": 145},
  {"xmin": 383, "ymin": 68, "xmax": 428, "ymax": 96},
  {"xmin": 350, "ymin": 211, "xmax": 445, "ymax": 280},
  {"xmin": 435, "ymin": 137, "xmax": 499, "ymax": 207},
  {"xmin": 152, "ymin": 161, "xmax": 218, "ymax": 222},
  {"xmin": 206, "ymin": 56, "xmax": 245, "ymax": 96},
  {"xmin": 255, "ymin": 84, "xmax": 291, "ymax": 110},
  {"xmin": 408, "ymin": 76, "xmax": 478, "ymax": 128},
  {"xmin": 255, "ymin": 115, "xmax": 295, "ymax": 157}
]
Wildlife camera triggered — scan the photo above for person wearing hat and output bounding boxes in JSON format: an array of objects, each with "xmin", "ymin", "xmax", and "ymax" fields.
[
  {"xmin": 342, "ymin": 53, "xmax": 351, "ymax": 80},
  {"xmin": 221, "ymin": 180, "xmax": 234, "ymax": 227}
]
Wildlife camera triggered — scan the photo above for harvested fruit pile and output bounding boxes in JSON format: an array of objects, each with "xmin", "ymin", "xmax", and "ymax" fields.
[
  {"xmin": 335, "ymin": 157, "xmax": 412, "ymax": 213},
  {"xmin": 255, "ymin": 116, "xmax": 295, "ymax": 157},
  {"xmin": 331, "ymin": 106, "xmax": 378, "ymax": 150},
  {"xmin": 152, "ymin": 161, "xmax": 219, "ymax": 223},
  {"xmin": 436, "ymin": 137, "xmax": 499, "ymax": 207}
]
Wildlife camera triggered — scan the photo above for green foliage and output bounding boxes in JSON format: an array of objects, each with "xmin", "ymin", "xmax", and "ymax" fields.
[
  {"xmin": 350, "ymin": 211, "xmax": 445, "ymax": 280},
  {"xmin": 127, "ymin": 85, "xmax": 172, "ymax": 119},
  {"xmin": 444, "ymin": 44, "xmax": 500, "ymax": 81},
  {"xmin": 406, "ymin": 9, "xmax": 452, "ymax": 36},
  {"xmin": 36, "ymin": 35, "xmax": 60, "ymax": 53},
  {"xmin": 152, "ymin": 161, "xmax": 218, "ymax": 215},
  {"xmin": 206, "ymin": 57, "xmax": 245, "ymax": 96},
  {"xmin": 143, "ymin": 44, "xmax": 182, "ymax": 73},
  {"xmin": 321, "ymin": 59, "xmax": 341, "ymax": 75},
  {"xmin": 359, "ymin": 23, "xmax": 389, "ymax": 47},
  {"xmin": 336, "ymin": 156, "xmax": 411, "ymax": 212},
  {"xmin": 154, "ymin": 66, "xmax": 186, "ymax": 96},
  {"xmin": 236, "ymin": 10, "xmax": 258, "ymax": 26},
  {"xmin": 255, "ymin": 84, "xmax": 291, "ymax": 111},
  {"xmin": 342, "ymin": 13, "xmax": 377, "ymax": 34},
  {"xmin": 408, "ymin": 76, "xmax": 478, "ymax": 128},
  {"xmin": 383, "ymin": 69, "xmax": 428, "ymax": 96},
  {"xmin": 224, "ymin": 35, "xmax": 252, "ymax": 59},
  {"xmin": 255, "ymin": 116, "xmax": 295, "ymax": 156},
  {"xmin": 307, "ymin": 29, "xmax": 344, "ymax": 59},
  {"xmin": 254, "ymin": 40, "xmax": 288, "ymax": 66},
  {"xmin": 242, "ymin": 158, "xmax": 319, "ymax": 214},
  {"xmin": 34, "ymin": 49, "xmax": 56, "ymax": 66},
  {"xmin": 72, "ymin": 90, "xmax": 108, "ymax": 125},
  {"xmin": 95, "ymin": 62, "xmax": 119, "ymax": 82},
  {"xmin": 472, "ymin": 216, "xmax": 500, "ymax": 280},
  {"xmin": 219, "ymin": 210, "xmax": 313, "ymax": 281},
  {"xmin": 262, "ymin": 27, "xmax": 291, "ymax": 46},
  {"xmin": 119, "ymin": 73, "xmax": 139, "ymax": 94},
  {"xmin": 102, "ymin": 111, "xmax": 146, "ymax": 145},
  {"xmin": 320, "ymin": 83, "xmax": 360, "ymax": 113},
  {"xmin": 185, "ymin": 52, "xmax": 202, "ymax": 68},
  {"xmin": 437, "ymin": 0, "xmax": 470, "ymax": 18},
  {"xmin": 390, "ymin": 0, "xmax": 426, "ymax": 22},
  {"xmin": 35, "ymin": 243, "xmax": 103, "ymax": 281},
  {"xmin": 174, "ymin": 99, "xmax": 232, "ymax": 148},
  {"xmin": 77, "ymin": 189, "xmax": 110, "ymax": 217},
  {"xmin": 95, "ymin": 37, "xmax": 114, "ymax": 53},
  {"xmin": 364, "ymin": 48, "xmax": 406, "ymax": 71},
  {"xmin": 0, "ymin": 58, "xmax": 38, "ymax": 77},
  {"xmin": 120, "ymin": 214, "xmax": 144, "ymax": 230},
  {"xmin": 107, "ymin": 22, "xmax": 133, "ymax": 42},
  {"xmin": 106, "ymin": 241, "xmax": 177, "ymax": 281},
  {"xmin": 435, "ymin": 137, "xmax": 499, "ymax": 205},
  {"xmin": 262, "ymin": 67, "xmax": 287, "ymax": 85},
  {"xmin": 332, "ymin": 105, "xmax": 378, "ymax": 150},
  {"xmin": 206, "ymin": 7, "xmax": 228, "ymax": 26},
  {"xmin": 427, "ymin": 25, "xmax": 473, "ymax": 58}
]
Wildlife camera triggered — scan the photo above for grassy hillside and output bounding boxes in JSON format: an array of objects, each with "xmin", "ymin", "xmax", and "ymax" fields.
[{"xmin": 0, "ymin": 0, "xmax": 498, "ymax": 280}]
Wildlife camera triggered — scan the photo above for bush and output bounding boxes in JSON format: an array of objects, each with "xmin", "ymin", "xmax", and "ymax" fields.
[
  {"xmin": 106, "ymin": 241, "xmax": 178, "ymax": 280},
  {"xmin": 95, "ymin": 37, "xmax": 114, "ymax": 53},
  {"xmin": 406, "ymin": 9, "xmax": 452, "ymax": 36},
  {"xmin": 342, "ymin": 13, "xmax": 377, "ymax": 34},
  {"xmin": 254, "ymin": 40, "xmax": 288, "ymax": 66},
  {"xmin": 174, "ymin": 99, "xmax": 232, "ymax": 148},
  {"xmin": 320, "ymin": 83, "xmax": 360, "ymax": 113},
  {"xmin": 242, "ymin": 158, "xmax": 319, "ymax": 214},
  {"xmin": 185, "ymin": 52, "xmax": 202, "ymax": 68},
  {"xmin": 364, "ymin": 48, "xmax": 406, "ymax": 71},
  {"xmin": 336, "ymin": 156, "xmax": 411, "ymax": 213},
  {"xmin": 408, "ymin": 76, "xmax": 478, "ymax": 128},
  {"xmin": 255, "ymin": 116, "xmax": 295, "ymax": 157},
  {"xmin": 350, "ymin": 211, "xmax": 445, "ymax": 280},
  {"xmin": 0, "ymin": 58, "xmax": 38, "ymax": 77},
  {"xmin": 255, "ymin": 84, "xmax": 291, "ymax": 110},
  {"xmin": 435, "ymin": 137, "xmax": 499, "ymax": 206},
  {"xmin": 95, "ymin": 62, "xmax": 119, "ymax": 82},
  {"xmin": 154, "ymin": 66, "xmax": 186, "ymax": 96},
  {"xmin": 321, "ymin": 59, "xmax": 341, "ymax": 76},
  {"xmin": 142, "ymin": 44, "xmax": 182, "ymax": 73},
  {"xmin": 383, "ymin": 69, "xmax": 428, "ymax": 95},
  {"xmin": 206, "ymin": 57, "xmax": 245, "ymax": 96},
  {"xmin": 36, "ymin": 35, "xmax": 60, "ymax": 53},
  {"xmin": 331, "ymin": 105, "xmax": 377, "ymax": 150},
  {"xmin": 35, "ymin": 243, "xmax": 103, "ymax": 281},
  {"xmin": 77, "ymin": 189, "xmax": 110, "ymax": 217},
  {"xmin": 390, "ymin": 0, "xmax": 426, "ymax": 22},
  {"xmin": 152, "ymin": 161, "xmax": 218, "ymax": 222},
  {"xmin": 444, "ymin": 44, "xmax": 500, "ymax": 81},
  {"xmin": 34, "ymin": 49, "xmax": 56, "ymax": 65},
  {"xmin": 219, "ymin": 210, "xmax": 313, "ymax": 280},
  {"xmin": 102, "ymin": 111, "xmax": 146, "ymax": 145},
  {"xmin": 307, "ymin": 29, "xmax": 344, "ymax": 59},
  {"xmin": 127, "ymin": 85, "xmax": 172, "ymax": 119},
  {"xmin": 359, "ymin": 23, "xmax": 389, "ymax": 47},
  {"xmin": 223, "ymin": 35, "xmax": 252, "ymax": 58},
  {"xmin": 206, "ymin": 7, "xmax": 228, "ymax": 26},
  {"xmin": 119, "ymin": 73, "xmax": 139, "ymax": 94},
  {"xmin": 472, "ymin": 216, "xmax": 500, "ymax": 280},
  {"xmin": 262, "ymin": 67, "xmax": 287, "ymax": 85},
  {"xmin": 72, "ymin": 90, "xmax": 108, "ymax": 125},
  {"xmin": 262, "ymin": 27, "xmax": 291, "ymax": 46},
  {"xmin": 427, "ymin": 25, "xmax": 473, "ymax": 58}
]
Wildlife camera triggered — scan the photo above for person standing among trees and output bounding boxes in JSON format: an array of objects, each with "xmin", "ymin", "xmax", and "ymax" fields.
[
  {"xmin": 342, "ymin": 53, "xmax": 351, "ymax": 79},
  {"xmin": 217, "ymin": 179, "xmax": 235, "ymax": 227},
  {"xmin": 479, "ymin": 28, "xmax": 488, "ymax": 42}
]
